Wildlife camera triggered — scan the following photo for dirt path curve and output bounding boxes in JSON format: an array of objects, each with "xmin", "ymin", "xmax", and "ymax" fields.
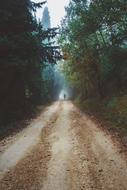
[{"xmin": 0, "ymin": 101, "xmax": 127, "ymax": 190}]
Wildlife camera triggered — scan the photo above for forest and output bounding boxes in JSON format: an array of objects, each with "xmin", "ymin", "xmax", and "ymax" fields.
[
  {"xmin": 0, "ymin": 0, "xmax": 61, "ymax": 131},
  {"xmin": 0, "ymin": 0, "xmax": 127, "ymax": 136},
  {"xmin": 59, "ymin": 0, "xmax": 127, "ymax": 134},
  {"xmin": 1, "ymin": 1, "xmax": 127, "ymax": 189}
]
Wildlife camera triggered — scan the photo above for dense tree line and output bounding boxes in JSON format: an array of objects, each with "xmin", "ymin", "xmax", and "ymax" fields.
[
  {"xmin": 59, "ymin": 0, "xmax": 127, "ymax": 100},
  {"xmin": 0, "ymin": 0, "xmax": 60, "ymax": 125}
]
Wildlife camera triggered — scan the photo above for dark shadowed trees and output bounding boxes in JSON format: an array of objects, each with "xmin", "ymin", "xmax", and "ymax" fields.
[{"xmin": 0, "ymin": 0, "xmax": 61, "ymax": 125}]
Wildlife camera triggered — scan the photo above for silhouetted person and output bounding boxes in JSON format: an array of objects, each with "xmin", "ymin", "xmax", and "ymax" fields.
[{"xmin": 64, "ymin": 94, "xmax": 66, "ymax": 100}]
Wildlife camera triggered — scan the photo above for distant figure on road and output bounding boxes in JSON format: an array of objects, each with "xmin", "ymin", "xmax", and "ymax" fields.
[{"xmin": 64, "ymin": 94, "xmax": 66, "ymax": 100}]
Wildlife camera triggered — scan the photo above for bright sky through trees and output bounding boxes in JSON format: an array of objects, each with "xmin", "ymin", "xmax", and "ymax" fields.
[{"xmin": 34, "ymin": 0, "xmax": 70, "ymax": 27}]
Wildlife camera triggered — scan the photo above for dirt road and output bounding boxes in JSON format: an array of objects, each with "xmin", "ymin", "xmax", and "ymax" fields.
[{"xmin": 0, "ymin": 101, "xmax": 127, "ymax": 190}]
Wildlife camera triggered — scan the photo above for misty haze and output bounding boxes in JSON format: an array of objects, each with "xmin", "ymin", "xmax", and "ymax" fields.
[{"xmin": 0, "ymin": 1, "xmax": 127, "ymax": 190}]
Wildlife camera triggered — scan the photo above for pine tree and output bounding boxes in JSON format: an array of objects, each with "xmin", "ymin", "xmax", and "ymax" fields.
[
  {"xmin": 42, "ymin": 7, "xmax": 51, "ymax": 29},
  {"xmin": 0, "ymin": 0, "xmax": 60, "ymax": 125}
]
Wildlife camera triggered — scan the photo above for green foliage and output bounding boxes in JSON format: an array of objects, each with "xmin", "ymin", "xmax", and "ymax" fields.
[
  {"xmin": 0, "ymin": 0, "xmax": 61, "ymax": 125},
  {"xmin": 75, "ymin": 95, "xmax": 127, "ymax": 134},
  {"xmin": 107, "ymin": 97, "xmax": 118, "ymax": 109},
  {"xmin": 59, "ymin": 0, "xmax": 127, "ymax": 134},
  {"xmin": 59, "ymin": 0, "xmax": 127, "ymax": 98}
]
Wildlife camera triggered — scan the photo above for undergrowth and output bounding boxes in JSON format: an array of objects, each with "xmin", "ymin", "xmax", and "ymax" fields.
[{"xmin": 75, "ymin": 95, "xmax": 127, "ymax": 136}]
